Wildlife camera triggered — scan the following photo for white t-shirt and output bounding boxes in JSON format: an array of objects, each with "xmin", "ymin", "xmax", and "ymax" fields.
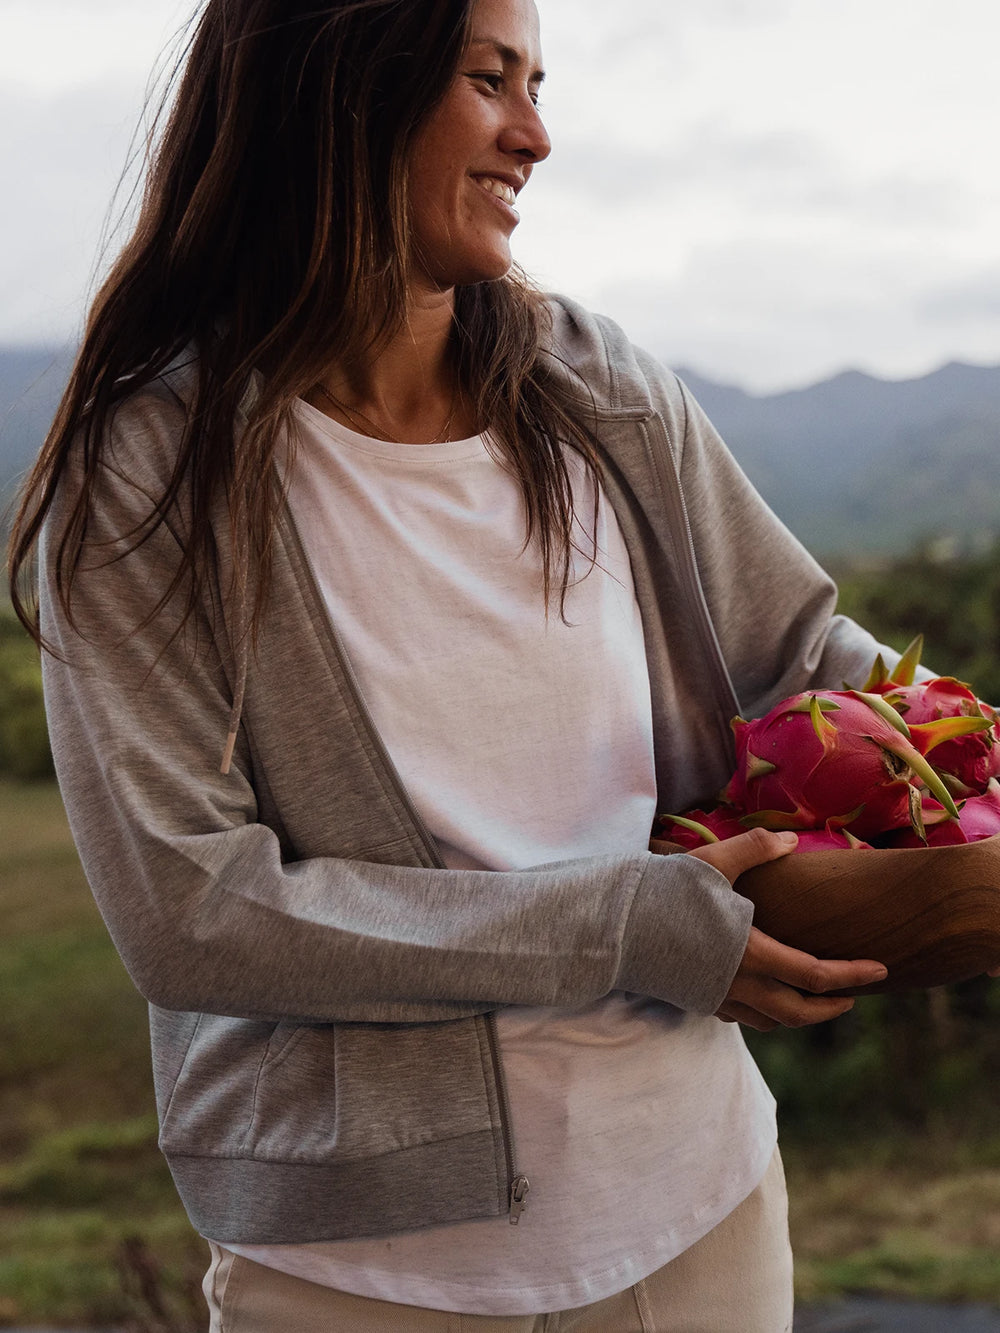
[{"xmin": 217, "ymin": 402, "xmax": 776, "ymax": 1315}]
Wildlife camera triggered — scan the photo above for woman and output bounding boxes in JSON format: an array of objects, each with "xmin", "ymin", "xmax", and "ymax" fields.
[{"xmin": 8, "ymin": 0, "xmax": 892, "ymax": 1327}]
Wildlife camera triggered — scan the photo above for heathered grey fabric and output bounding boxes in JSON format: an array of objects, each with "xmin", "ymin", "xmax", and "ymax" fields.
[{"xmin": 39, "ymin": 295, "xmax": 892, "ymax": 1243}]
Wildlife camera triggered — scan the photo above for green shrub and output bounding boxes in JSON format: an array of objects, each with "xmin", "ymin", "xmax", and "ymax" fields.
[
  {"xmin": 834, "ymin": 540, "xmax": 1000, "ymax": 702},
  {"xmin": 0, "ymin": 609, "xmax": 53, "ymax": 779}
]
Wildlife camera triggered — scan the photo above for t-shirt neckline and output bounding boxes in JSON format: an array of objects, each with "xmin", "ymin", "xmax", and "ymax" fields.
[{"xmin": 293, "ymin": 396, "xmax": 489, "ymax": 464}]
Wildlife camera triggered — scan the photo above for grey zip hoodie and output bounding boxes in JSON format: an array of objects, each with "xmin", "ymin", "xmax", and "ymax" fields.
[{"xmin": 40, "ymin": 295, "xmax": 889, "ymax": 1243}]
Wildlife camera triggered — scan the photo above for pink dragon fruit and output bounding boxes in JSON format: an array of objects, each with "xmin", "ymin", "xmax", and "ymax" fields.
[
  {"xmin": 862, "ymin": 637, "xmax": 1000, "ymax": 793},
  {"xmin": 657, "ymin": 807, "xmax": 874, "ymax": 852},
  {"xmin": 793, "ymin": 827, "xmax": 874, "ymax": 852},
  {"xmin": 656, "ymin": 636, "xmax": 1000, "ymax": 856},
  {"xmin": 655, "ymin": 806, "xmax": 745, "ymax": 850},
  {"xmin": 882, "ymin": 779, "xmax": 1000, "ymax": 848},
  {"xmin": 888, "ymin": 680, "xmax": 1000, "ymax": 794},
  {"xmin": 721, "ymin": 689, "xmax": 966, "ymax": 840}
]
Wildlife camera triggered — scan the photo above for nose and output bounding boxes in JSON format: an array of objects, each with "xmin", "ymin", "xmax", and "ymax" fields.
[{"xmin": 500, "ymin": 96, "xmax": 552, "ymax": 165}]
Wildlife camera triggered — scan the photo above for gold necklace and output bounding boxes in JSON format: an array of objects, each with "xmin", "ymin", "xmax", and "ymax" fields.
[{"xmin": 314, "ymin": 383, "xmax": 459, "ymax": 445}]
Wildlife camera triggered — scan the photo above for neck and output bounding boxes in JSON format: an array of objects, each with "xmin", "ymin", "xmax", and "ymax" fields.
[{"xmin": 311, "ymin": 287, "xmax": 477, "ymax": 444}]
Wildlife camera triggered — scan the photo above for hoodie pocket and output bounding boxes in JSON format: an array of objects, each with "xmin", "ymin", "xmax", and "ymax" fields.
[
  {"xmin": 159, "ymin": 1012, "xmax": 495, "ymax": 1166},
  {"xmin": 244, "ymin": 1016, "xmax": 496, "ymax": 1162}
]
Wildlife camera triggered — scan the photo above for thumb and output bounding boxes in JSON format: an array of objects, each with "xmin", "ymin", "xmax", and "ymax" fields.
[{"xmin": 688, "ymin": 828, "xmax": 798, "ymax": 886}]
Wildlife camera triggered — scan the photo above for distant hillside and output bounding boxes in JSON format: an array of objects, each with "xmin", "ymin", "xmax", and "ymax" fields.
[
  {"xmin": 677, "ymin": 361, "xmax": 1000, "ymax": 560},
  {"xmin": 3, "ymin": 345, "xmax": 1000, "ymax": 561},
  {"xmin": 0, "ymin": 347, "xmax": 73, "ymax": 526}
]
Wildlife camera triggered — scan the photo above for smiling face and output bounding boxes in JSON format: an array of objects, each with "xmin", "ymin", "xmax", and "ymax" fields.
[{"xmin": 406, "ymin": 0, "xmax": 551, "ymax": 295}]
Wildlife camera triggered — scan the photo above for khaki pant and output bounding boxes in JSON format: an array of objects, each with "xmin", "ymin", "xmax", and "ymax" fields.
[{"xmin": 203, "ymin": 1149, "xmax": 792, "ymax": 1332}]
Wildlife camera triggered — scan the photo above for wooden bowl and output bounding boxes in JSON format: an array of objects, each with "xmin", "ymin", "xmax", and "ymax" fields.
[{"xmin": 732, "ymin": 834, "xmax": 1000, "ymax": 994}]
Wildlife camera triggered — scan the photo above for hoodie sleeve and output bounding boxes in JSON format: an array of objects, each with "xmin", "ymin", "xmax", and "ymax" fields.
[
  {"xmin": 40, "ymin": 395, "xmax": 753, "ymax": 1027},
  {"xmin": 641, "ymin": 357, "xmax": 901, "ymax": 716}
]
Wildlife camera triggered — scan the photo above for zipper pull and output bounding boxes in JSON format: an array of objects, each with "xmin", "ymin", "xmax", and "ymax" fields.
[{"xmin": 509, "ymin": 1174, "xmax": 530, "ymax": 1225}]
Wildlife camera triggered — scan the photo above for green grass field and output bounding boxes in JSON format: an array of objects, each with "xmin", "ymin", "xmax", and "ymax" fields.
[
  {"xmin": 2, "ymin": 779, "xmax": 1000, "ymax": 1324},
  {"xmin": 0, "ymin": 780, "xmax": 205, "ymax": 1327},
  {"xmin": 786, "ymin": 1136, "xmax": 1000, "ymax": 1304}
]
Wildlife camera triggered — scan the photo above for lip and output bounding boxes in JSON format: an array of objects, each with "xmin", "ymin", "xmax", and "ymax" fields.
[
  {"xmin": 471, "ymin": 173, "xmax": 523, "ymax": 220},
  {"xmin": 475, "ymin": 171, "xmax": 524, "ymax": 196}
]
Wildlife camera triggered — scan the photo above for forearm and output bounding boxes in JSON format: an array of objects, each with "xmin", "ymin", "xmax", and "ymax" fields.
[{"xmin": 51, "ymin": 706, "xmax": 752, "ymax": 1024}]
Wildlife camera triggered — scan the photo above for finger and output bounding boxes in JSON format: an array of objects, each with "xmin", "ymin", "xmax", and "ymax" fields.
[
  {"xmin": 715, "ymin": 1001, "xmax": 779, "ymax": 1032},
  {"xmin": 688, "ymin": 828, "xmax": 798, "ymax": 884},
  {"xmin": 778, "ymin": 953, "xmax": 888, "ymax": 995},
  {"xmin": 760, "ymin": 992, "xmax": 856, "ymax": 1027},
  {"xmin": 729, "ymin": 976, "xmax": 857, "ymax": 1027},
  {"xmin": 745, "ymin": 928, "xmax": 888, "ymax": 994},
  {"xmin": 776, "ymin": 953, "xmax": 887, "ymax": 995}
]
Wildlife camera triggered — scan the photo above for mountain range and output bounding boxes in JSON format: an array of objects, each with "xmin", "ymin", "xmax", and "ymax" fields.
[
  {"xmin": 1, "ymin": 347, "xmax": 74, "ymax": 533},
  {"xmin": 676, "ymin": 361, "xmax": 1000, "ymax": 560},
  {"xmin": 3, "ymin": 345, "xmax": 1000, "ymax": 562}
]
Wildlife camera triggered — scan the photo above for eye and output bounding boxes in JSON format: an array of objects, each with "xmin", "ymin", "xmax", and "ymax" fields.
[{"xmin": 469, "ymin": 70, "xmax": 504, "ymax": 93}]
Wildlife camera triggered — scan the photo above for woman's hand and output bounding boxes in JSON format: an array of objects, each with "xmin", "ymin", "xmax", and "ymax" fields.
[
  {"xmin": 686, "ymin": 828, "xmax": 889, "ymax": 1032},
  {"xmin": 715, "ymin": 925, "xmax": 888, "ymax": 1031}
]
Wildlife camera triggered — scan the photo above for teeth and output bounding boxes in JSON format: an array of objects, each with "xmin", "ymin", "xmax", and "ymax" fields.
[{"xmin": 478, "ymin": 177, "xmax": 517, "ymax": 206}]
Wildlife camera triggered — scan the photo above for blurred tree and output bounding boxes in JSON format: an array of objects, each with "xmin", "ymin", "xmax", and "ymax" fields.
[
  {"xmin": 0, "ymin": 608, "xmax": 53, "ymax": 779},
  {"xmin": 835, "ymin": 540, "xmax": 1000, "ymax": 702}
]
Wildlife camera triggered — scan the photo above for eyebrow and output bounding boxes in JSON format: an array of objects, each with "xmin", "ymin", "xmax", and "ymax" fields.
[{"xmin": 468, "ymin": 36, "xmax": 546, "ymax": 84}]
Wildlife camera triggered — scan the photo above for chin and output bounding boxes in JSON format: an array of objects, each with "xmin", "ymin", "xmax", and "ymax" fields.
[
  {"xmin": 415, "ymin": 242, "xmax": 515, "ymax": 291},
  {"xmin": 459, "ymin": 260, "xmax": 515, "ymax": 288},
  {"xmin": 467, "ymin": 256, "xmax": 515, "ymax": 284}
]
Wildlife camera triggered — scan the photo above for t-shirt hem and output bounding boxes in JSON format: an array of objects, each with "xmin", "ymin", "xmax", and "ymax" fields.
[{"xmin": 209, "ymin": 1129, "xmax": 778, "ymax": 1317}]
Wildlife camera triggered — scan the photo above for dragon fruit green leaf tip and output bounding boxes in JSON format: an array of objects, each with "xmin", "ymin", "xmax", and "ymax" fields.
[{"xmin": 657, "ymin": 635, "xmax": 1000, "ymax": 852}]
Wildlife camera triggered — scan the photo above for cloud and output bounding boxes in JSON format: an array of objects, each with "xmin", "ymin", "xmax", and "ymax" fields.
[
  {"xmin": 0, "ymin": 1, "xmax": 193, "ymax": 95},
  {"xmin": 1, "ymin": 0, "xmax": 997, "ymax": 392},
  {"xmin": 540, "ymin": 0, "xmax": 790, "ymax": 56},
  {"xmin": 588, "ymin": 237, "xmax": 1000, "ymax": 392},
  {"xmin": 538, "ymin": 88, "xmax": 970, "ymax": 229},
  {"xmin": 918, "ymin": 272, "xmax": 1000, "ymax": 323},
  {"xmin": 0, "ymin": 0, "xmax": 167, "ymax": 11},
  {"xmin": 0, "ymin": 81, "xmax": 146, "ymax": 341},
  {"xmin": 537, "ymin": 121, "xmax": 829, "ymax": 205}
]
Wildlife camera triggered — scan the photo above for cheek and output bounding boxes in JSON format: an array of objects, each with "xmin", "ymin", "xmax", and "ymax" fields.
[
  {"xmin": 411, "ymin": 155, "xmax": 473, "ymax": 231},
  {"xmin": 409, "ymin": 177, "xmax": 463, "ymax": 243}
]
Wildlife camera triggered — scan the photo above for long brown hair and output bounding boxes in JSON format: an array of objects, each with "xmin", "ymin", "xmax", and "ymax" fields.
[{"xmin": 7, "ymin": 0, "xmax": 601, "ymax": 643}]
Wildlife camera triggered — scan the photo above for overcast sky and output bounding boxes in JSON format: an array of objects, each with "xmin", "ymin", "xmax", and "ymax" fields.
[{"xmin": 2, "ymin": 0, "xmax": 999, "ymax": 392}]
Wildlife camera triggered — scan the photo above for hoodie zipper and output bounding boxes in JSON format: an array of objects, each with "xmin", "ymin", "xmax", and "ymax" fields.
[
  {"xmin": 485, "ymin": 1010, "xmax": 529, "ymax": 1224},
  {"xmin": 282, "ymin": 504, "xmax": 527, "ymax": 1222}
]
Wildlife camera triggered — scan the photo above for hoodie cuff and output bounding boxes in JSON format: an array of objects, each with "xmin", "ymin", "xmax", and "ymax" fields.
[{"xmin": 617, "ymin": 852, "xmax": 754, "ymax": 1014}]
